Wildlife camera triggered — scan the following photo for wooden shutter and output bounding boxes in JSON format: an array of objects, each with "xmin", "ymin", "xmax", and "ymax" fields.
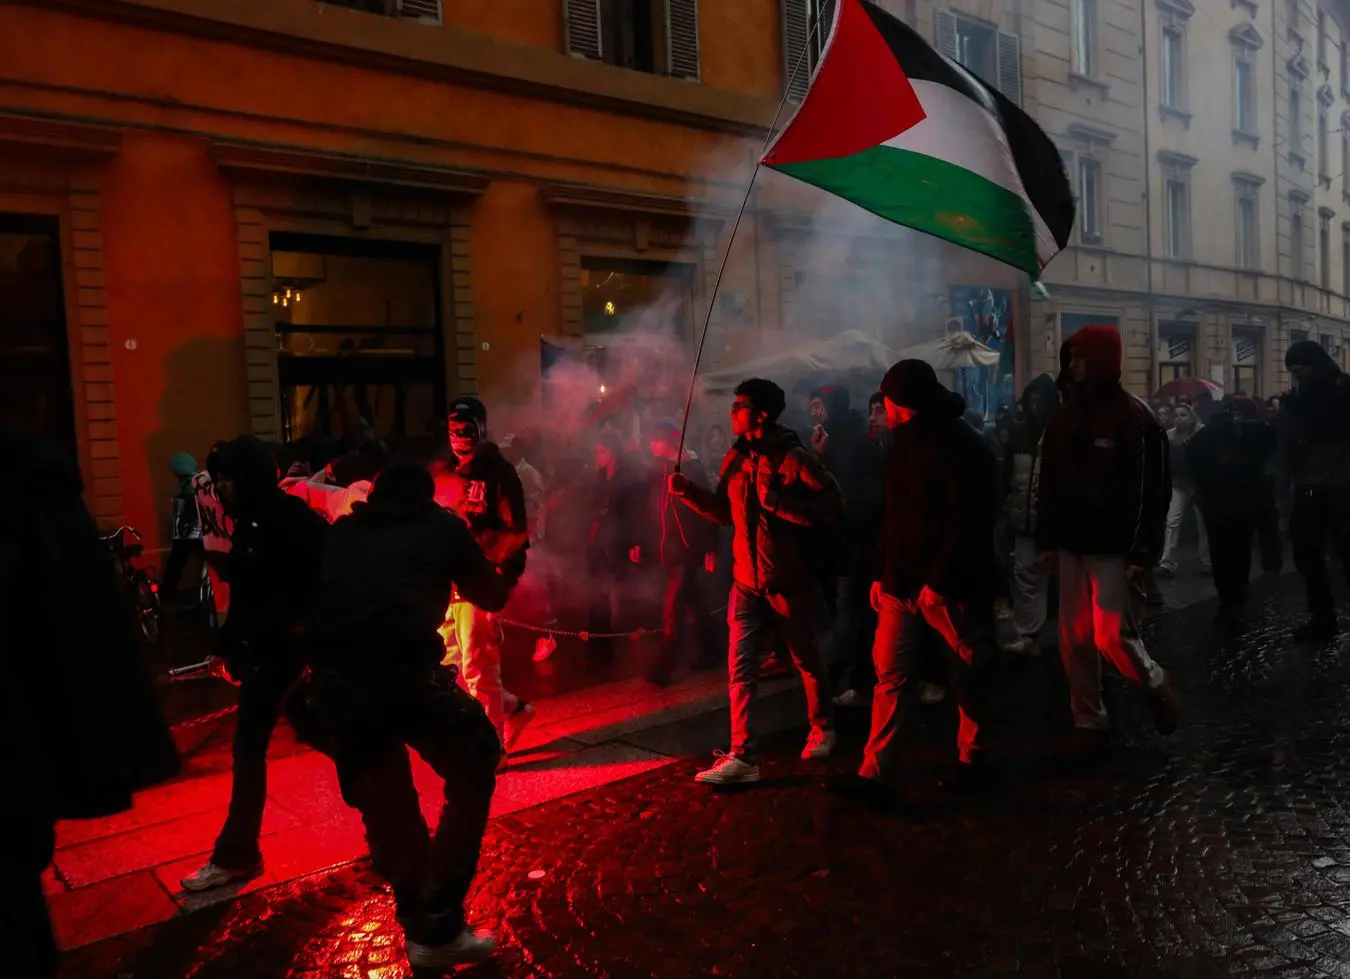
[
  {"xmin": 997, "ymin": 31, "xmax": 1023, "ymax": 105},
  {"xmin": 564, "ymin": 0, "xmax": 603, "ymax": 60},
  {"xmin": 666, "ymin": 0, "xmax": 701, "ymax": 80},
  {"xmin": 396, "ymin": 0, "xmax": 442, "ymax": 23},
  {"xmin": 934, "ymin": 9, "xmax": 958, "ymax": 60},
  {"xmin": 782, "ymin": 0, "xmax": 810, "ymax": 102}
]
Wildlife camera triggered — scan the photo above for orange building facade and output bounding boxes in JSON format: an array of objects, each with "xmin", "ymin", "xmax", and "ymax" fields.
[{"xmin": 0, "ymin": 0, "xmax": 1020, "ymax": 561}]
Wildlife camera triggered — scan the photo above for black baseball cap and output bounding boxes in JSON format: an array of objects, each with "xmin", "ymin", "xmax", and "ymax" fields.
[{"xmin": 448, "ymin": 397, "xmax": 486, "ymax": 425}]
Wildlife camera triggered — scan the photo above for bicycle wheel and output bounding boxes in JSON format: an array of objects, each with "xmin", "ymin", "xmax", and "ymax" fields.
[{"xmin": 134, "ymin": 570, "xmax": 163, "ymax": 646}]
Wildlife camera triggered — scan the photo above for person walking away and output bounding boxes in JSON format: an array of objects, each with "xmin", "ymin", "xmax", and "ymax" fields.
[
  {"xmin": 1158, "ymin": 402, "xmax": 1210, "ymax": 576},
  {"xmin": 1187, "ymin": 397, "xmax": 1276, "ymax": 632},
  {"xmin": 588, "ymin": 433, "xmax": 645, "ymax": 659},
  {"xmin": 193, "ymin": 441, "xmax": 233, "ymax": 624},
  {"xmin": 180, "ymin": 436, "xmax": 328, "ymax": 891},
  {"xmin": 1002, "ymin": 374, "xmax": 1059, "ymax": 656},
  {"xmin": 831, "ymin": 361, "xmax": 1002, "ymax": 808},
  {"xmin": 639, "ymin": 418, "xmax": 718, "ymax": 685},
  {"xmin": 1, "ymin": 427, "xmax": 179, "ymax": 978},
  {"xmin": 806, "ymin": 384, "xmax": 883, "ymax": 706},
  {"xmin": 1274, "ymin": 340, "xmax": 1350, "ymax": 641},
  {"xmin": 161, "ymin": 452, "xmax": 204, "ymax": 600},
  {"xmin": 1036, "ymin": 326, "xmax": 1180, "ymax": 763},
  {"xmin": 670, "ymin": 378, "xmax": 843, "ymax": 784},
  {"xmin": 431, "ymin": 397, "xmax": 533, "ymax": 760},
  {"xmin": 293, "ymin": 465, "xmax": 517, "ymax": 969}
]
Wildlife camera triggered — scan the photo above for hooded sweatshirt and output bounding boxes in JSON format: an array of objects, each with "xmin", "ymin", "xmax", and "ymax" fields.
[
  {"xmin": 875, "ymin": 368, "xmax": 999, "ymax": 601},
  {"xmin": 312, "ymin": 493, "xmax": 513, "ymax": 674},
  {"xmin": 431, "ymin": 440, "xmax": 529, "ymax": 579},
  {"xmin": 215, "ymin": 436, "xmax": 329, "ymax": 662},
  {"xmin": 1036, "ymin": 326, "xmax": 1171, "ymax": 565},
  {"xmin": 811, "ymin": 385, "xmax": 883, "ymax": 543},
  {"xmin": 1002, "ymin": 373, "xmax": 1059, "ymax": 537},
  {"xmin": 1273, "ymin": 340, "xmax": 1350, "ymax": 497}
]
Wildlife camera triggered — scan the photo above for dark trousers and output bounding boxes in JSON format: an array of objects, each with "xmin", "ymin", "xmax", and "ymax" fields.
[
  {"xmin": 1202, "ymin": 508, "xmax": 1256, "ymax": 610},
  {"xmin": 161, "ymin": 538, "xmax": 203, "ymax": 596},
  {"xmin": 649, "ymin": 562, "xmax": 716, "ymax": 680},
  {"xmin": 333, "ymin": 677, "xmax": 500, "ymax": 946},
  {"xmin": 1291, "ymin": 487, "xmax": 1350, "ymax": 624},
  {"xmin": 6, "ymin": 817, "xmax": 57, "ymax": 979},
  {"xmin": 829, "ymin": 571, "xmax": 876, "ymax": 694},
  {"xmin": 1257, "ymin": 479, "xmax": 1283, "ymax": 572},
  {"xmin": 211, "ymin": 659, "xmax": 303, "ymax": 868}
]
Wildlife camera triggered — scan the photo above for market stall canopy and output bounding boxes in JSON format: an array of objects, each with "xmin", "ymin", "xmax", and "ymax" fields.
[
  {"xmin": 699, "ymin": 330, "xmax": 902, "ymax": 395},
  {"xmin": 895, "ymin": 330, "xmax": 1000, "ymax": 371}
]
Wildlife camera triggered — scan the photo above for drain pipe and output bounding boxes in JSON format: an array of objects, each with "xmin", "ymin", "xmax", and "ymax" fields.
[{"xmin": 1138, "ymin": 0, "xmax": 1158, "ymax": 393}]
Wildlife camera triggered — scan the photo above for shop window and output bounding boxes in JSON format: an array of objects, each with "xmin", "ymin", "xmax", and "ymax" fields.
[
  {"xmin": 0, "ymin": 213, "xmax": 75, "ymax": 455},
  {"xmin": 580, "ymin": 255, "xmax": 694, "ymax": 396},
  {"xmin": 1232, "ymin": 328, "xmax": 1262, "ymax": 396},
  {"xmin": 1158, "ymin": 324, "xmax": 1195, "ymax": 388},
  {"xmin": 272, "ymin": 233, "xmax": 445, "ymax": 445}
]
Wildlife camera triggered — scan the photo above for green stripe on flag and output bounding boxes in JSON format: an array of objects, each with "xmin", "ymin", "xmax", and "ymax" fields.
[{"xmin": 769, "ymin": 144, "xmax": 1039, "ymax": 275}]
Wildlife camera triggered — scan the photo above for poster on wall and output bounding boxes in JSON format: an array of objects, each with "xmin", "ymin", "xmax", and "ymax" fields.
[{"xmin": 949, "ymin": 285, "xmax": 1014, "ymax": 414}]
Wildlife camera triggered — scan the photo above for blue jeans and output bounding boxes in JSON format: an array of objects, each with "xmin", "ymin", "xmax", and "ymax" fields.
[{"xmin": 727, "ymin": 583, "xmax": 832, "ymax": 761}]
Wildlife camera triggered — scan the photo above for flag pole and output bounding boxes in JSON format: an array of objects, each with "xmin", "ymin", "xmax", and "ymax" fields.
[{"xmin": 675, "ymin": 9, "xmax": 832, "ymax": 468}]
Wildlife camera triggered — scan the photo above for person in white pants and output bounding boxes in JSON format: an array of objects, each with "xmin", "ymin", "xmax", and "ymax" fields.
[
  {"xmin": 1158, "ymin": 403, "xmax": 1210, "ymax": 575},
  {"xmin": 1001, "ymin": 373, "xmax": 1059, "ymax": 655},
  {"xmin": 1035, "ymin": 325, "xmax": 1181, "ymax": 763}
]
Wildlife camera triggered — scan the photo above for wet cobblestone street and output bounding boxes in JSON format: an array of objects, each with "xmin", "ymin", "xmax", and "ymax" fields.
[{"xmin": 63, "ymin": 574, "xmax": 1350, "ymax": 978}]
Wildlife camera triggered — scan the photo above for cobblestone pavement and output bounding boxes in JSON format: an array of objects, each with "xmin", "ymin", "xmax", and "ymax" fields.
[{"xmin": 64, "ymin": 573, "xmax": 1350, "ymax": 979}]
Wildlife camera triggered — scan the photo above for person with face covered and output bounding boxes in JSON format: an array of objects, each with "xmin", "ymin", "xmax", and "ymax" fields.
[
  {"xmin": 671, "ymin": 378, "xmax": 844, "ymax": 785},
  {"xmin": 180, "ymin": 436, "xmax": 328, "ymax": 892},
  {"xmin": 431, "ymin": 397, "xmax": 532, "ymax": 762},
  {"xmin": 1036, "ymin": 326, "xmax": 1179, "ymax": 763},
  {"xmin": 1275, "ymin": 340, "xmax": 1350, "ymax": 641},
  {"xmin": 807, "ymin": 384, "xmax": 884, "ymax": 704},
  {"xmin": 831, "ymin": 361, "xmax": 1002, "ymax": 808}
]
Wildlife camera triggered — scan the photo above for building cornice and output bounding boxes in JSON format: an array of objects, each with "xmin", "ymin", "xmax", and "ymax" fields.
[
  {"xmin": 1231, "ymin": 169, "xmax": 1266, "ymax": 185},
  {"xmin": 539, "ymin": 182, "xmax": 735, "ymax": 221},
  {"xmin": 1066, "ymin": 122, "xmax": 1118, "ymax": 145},
  {"xmin": 1229, "ymin": 22, "xmax": 1264, "ymax": 49},
  {"xmin": 18, "ymin": 0, "xmax": 776, "ymax": 139},
  {"xmin": 208, "ymin": 139, "xmax": 491, "ymax": 195},
  {"xmin": 1158, "ymin": 149, "xmax": 1199, "ymax": 168},
  {"xmin": 0, "ymin": 111, "xmax": 121, "ymax": 159}
]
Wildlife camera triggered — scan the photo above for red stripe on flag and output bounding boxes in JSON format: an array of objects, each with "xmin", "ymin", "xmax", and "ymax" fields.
[{"xmin": 762, "ymin": 0, "xmax": 927, "ymax": 167}]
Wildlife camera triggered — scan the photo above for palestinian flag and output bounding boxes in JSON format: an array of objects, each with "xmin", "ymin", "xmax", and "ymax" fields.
[{"xmin": 763, "ymin": 0, "xmax": 1074, "ymax": 276}]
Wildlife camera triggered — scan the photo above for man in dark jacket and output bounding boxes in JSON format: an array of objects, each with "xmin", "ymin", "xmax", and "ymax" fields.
[
  {"xmin": 1001, "ymin": 373, "xmax": 1059, "ymax": 655},
  {"xmin": 808, "ymin": 384, "xmax": 885, "ymax": 702},
  {"xmin": 1, "ymin": 428, "xmax": 179, "ymax": 978},
  {"xmin": 1036, "ymin": 326, "xmax": 1179, "ymax": 760},
  {"xmin": 1188, "ymin": 397, "xmax": 1276, "ymax": 630},
  {"xmin": 671, "ymin": 378, "xmax": 844, "ymax": 785},
  {"xmin": 295, "ymin": 464, "xmax": 515, "ymax": 970},
  {"xmin": 833, "ymin": 361, "xmax": 1001, "ymax": 807},
  {"xmin": 1274, "ymin": 340, "xmax": 1350, "ymax": 641},
  {"xmin": 638, "ymin": 417, "xmax": 718, "ymax": 684},
  {"xmin": 432, "ymin": 397, "xmax": 532, "ymax": 758},
  {"xmin": 181, "ymin": 436, "xmax": 327, "ymax": 892}
]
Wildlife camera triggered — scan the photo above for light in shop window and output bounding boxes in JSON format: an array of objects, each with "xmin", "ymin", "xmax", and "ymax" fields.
[
  {"xmin": 604, "ymin": 300, "xmax": 617, "ymax": 315},
  {"xmin": 271, "ymin": 285, "xmax": 303, "ymax": 308}
]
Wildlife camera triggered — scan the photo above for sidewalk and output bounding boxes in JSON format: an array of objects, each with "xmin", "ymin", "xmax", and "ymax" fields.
[{"xmin": 43, "ymin": 668, "xmax": 806, "ymax": 953}]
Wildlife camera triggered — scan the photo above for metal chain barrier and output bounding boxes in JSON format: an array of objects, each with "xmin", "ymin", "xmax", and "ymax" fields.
[{"xmin": 494, "ymin": 604, "xmax": 728, "ymax": 643}]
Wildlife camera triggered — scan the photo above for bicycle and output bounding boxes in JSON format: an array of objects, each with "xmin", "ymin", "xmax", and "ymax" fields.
[{"xmin": 102, "ymin": 525, "xmax": 164, "ymax": 646}]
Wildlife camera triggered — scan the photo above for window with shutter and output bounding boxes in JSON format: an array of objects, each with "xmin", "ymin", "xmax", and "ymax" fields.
[
  {"xmin": 666, "ymin": 0, "xmax": 701, "ymax": 80},
  {"xmin": 782, "ymin": 0, "xmax": 811, "ymax": 102},
  {"xmin": 565, "ymin": 0, "xmax": 604, "ymax": 61},
  {"xmin": 934, "ymin": 9, "xmax": 958, "ymax": 60},
  {"xmin": 395, "ymin": 0, "xmax": 441, "ymax": 23},
  {"xmin": 997, "ymin": 32, "xmax": 1022, "ymax": 106}
]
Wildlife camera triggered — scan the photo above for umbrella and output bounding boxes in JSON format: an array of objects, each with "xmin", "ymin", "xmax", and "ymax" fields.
[
  {"xmin": 1154, "ymin": 377, "xmax": 1223, "ymax": 401},
  {"xmin": 895, "ymin": 331, "xmax": 1000, "ymax": 370},
  {"xmin": 699, "ymin": 330, "xmax": 903, "ymax": 395}
]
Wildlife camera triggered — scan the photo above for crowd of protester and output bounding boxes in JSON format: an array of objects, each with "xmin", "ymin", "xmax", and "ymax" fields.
[{"xmin": 13, "ymin": 327, "xmax": 1350, "ymax": 974}]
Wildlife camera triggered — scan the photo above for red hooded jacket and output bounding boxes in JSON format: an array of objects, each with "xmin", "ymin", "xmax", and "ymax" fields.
[{"xmin": 1035, "ymin": 325, "xmax": 1171, "ymax": 565}]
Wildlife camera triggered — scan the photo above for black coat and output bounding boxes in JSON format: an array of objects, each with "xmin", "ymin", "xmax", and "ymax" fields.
[
  {"xmin": 877, "ymin": 391, "xmax": 1000, "ymax": 602},
  {"xmin": 312, "ymin": 496, "xmax": 513, "ymax": 674},
  {"xmin": 0, "ymin": 429, "xmax": 179, "ymax": 825},
  {"xmin": 1187, "ymin": 415, "xmax": 1277, "ymax": 518}
]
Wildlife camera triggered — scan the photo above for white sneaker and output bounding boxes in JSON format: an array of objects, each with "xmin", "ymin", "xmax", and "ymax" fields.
[
  {"xmin": 504, "ymin": 702, "xmax": 536, "ymax": 751},
  {"xmin": 994, "ymin": 600, "xmax": 1014, "ymax": 621},
  {"xmin": 179, "ymin": 859, "xmax": 262, "ymax": 893},
  {"xmin": 832, "ymin": 689, "xmax": 866, "ymax": 707},
  {"xmin": 532, "ymin": 636, "xmax": 558, "ymax": 662},
  {"xmin": 406, "ymin": 928, "xmax": 498, "ymax": 968},
  {"xmin": 1003, "ymin": 636, "xmax": 1039, "ymax": 657},
  {"xmin": 801, "ymin": 728, "xmax": 837, "ymax": 760},
  {"xmin": 919, "ymin": 683, "xmax": 946, "ymax": 705},
  {"xmin": 694, "ymin": 750, "xmax": 761, "ymax": 785}
]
